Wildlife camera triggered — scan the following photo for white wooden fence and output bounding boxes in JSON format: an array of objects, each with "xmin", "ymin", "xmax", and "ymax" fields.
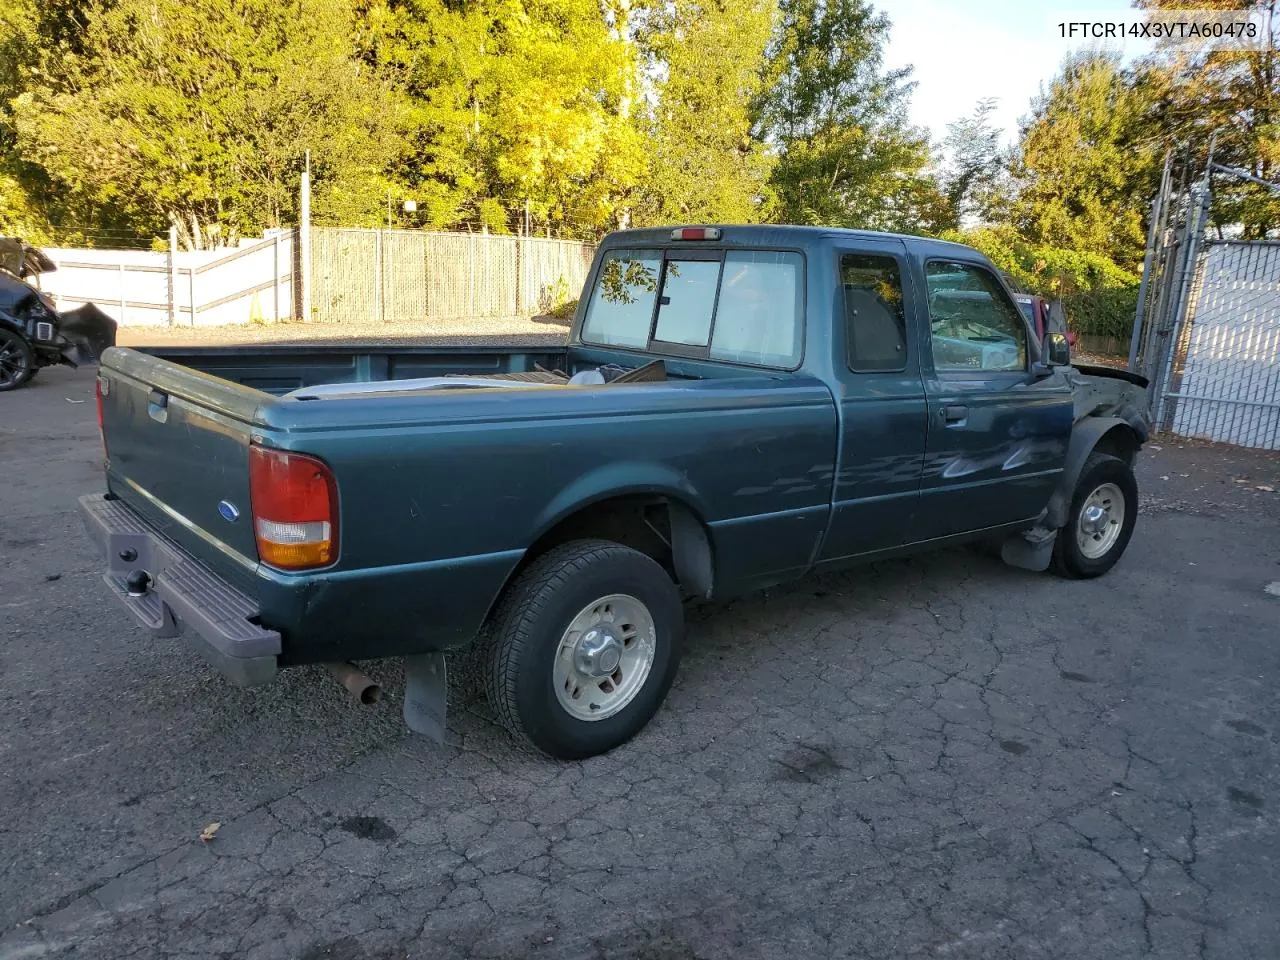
[{"xmin": 37, "ymin": 227, "xmax": 592, "ymax": 328}]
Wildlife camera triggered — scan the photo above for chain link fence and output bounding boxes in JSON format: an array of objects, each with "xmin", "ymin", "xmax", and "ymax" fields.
[
  {"xmin": 1129, "ymin": 152, "xmax": 1280, "ymax": 451},
  {"xmin": 1163, "ymin": 242, "xmax": 1280, "ymax": 449},
  {"xmin": 310, "ymin": 228, "xmax": 594, "ymax": 324}
]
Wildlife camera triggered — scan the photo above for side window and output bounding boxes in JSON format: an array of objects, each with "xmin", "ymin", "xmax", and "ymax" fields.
[
  {"xmin": 581, "ymin": 249, "xmax": 663, "ymax": 348},
  {"xmin": 653, "ymin": 260, "xmax": 721, "ymax": 346},
  {"xmin": 711, "ymin": 251, "xmax": 803, "ymax": 367},
  {"xmin": 925, "ymin": 261, "xmax": 1027, "ymax": 372},
  {"xmin": 841, "ymin": 253, "xmax": 907, "ymax": 372}
]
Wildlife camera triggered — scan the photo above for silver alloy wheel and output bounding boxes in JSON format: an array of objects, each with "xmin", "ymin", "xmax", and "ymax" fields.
[
  {"xmin": 0, "ymin": 335, "xmax": 29, "ymax": 387},
  {"xmin": 553, "ymin": 593, "xmax": 656, "ymax": 722},
  {"xmin": 1076, "ymin": 481, "xmax": 1126, "ymax": 559}
]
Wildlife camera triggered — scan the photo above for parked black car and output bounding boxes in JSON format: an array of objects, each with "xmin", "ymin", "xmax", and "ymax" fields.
[{"xmin": 0, "ymin": 237, "xmax": 117, "ymax": 390}]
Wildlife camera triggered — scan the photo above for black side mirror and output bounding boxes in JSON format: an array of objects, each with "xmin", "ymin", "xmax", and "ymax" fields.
[{"xmin": 1043, "ymin": 331, "xmax": 1070, "ymax": 367}]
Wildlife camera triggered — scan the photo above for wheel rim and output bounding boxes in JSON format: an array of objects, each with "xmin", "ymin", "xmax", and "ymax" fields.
[
  {"xmin": 0, "ymin": 336, "xmax": 29, "ymax": 387},
  {"xmin": 553, "ymin": 593, "xmax": 656, "ymax": 722},
  {"xmin": 1076, "ymin": 482, "xmax": 1125, "ymax": 559}
]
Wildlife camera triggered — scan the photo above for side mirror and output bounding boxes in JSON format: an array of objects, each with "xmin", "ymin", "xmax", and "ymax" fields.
[{"xmin": 1043, "ymin": 331, "xmax": 1070, "ymax": 367}]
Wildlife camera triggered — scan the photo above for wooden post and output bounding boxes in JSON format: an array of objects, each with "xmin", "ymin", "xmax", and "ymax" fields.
[
  {"xmin": 118, "ymin": 263, "xmax": 127, "ymax": 326},
  {"xmin": 374, "ymin": 228, "xmax": 383, "ymax": 323},
  {"xmin": 168, "ymin": 225, "xmax": 179, "ymax": 325},
  {"xmin": 298, "ymin": 150, "xmax": 312, "ymax": 322},
  {"xmin": 188, "ymin": 267, "xmax": 197, "ymax": 326},
  {"xmin": 273, "ymin": 232, "xmax": 281, "ymax": 322}
]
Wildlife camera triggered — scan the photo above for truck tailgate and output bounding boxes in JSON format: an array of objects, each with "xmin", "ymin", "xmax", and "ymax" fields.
[{"xmin": 99, "ymin": 347, "xmax": 262, "ymax": 566}]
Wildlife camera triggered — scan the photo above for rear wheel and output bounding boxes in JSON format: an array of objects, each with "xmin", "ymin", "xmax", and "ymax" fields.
[
  {"xmin": 0, "ymin": 330, "xmax": 35, "ymax": 391},
  {"xmin": 1052, "ymin": 452, "xmax": 1138, "ymax": 578},
  {"xmin": 484, "ymin": 539, "xmax": 683, "ymax": 759}
]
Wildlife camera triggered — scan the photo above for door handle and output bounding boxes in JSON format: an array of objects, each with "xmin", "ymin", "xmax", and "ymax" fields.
[{"xmin": 941, "ymin": 404, "xmax": 968, "ymax": 425}]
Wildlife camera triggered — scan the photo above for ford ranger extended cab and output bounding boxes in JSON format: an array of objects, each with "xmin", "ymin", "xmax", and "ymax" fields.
[{"xmin": 81, "ymin": 226, "xmax": 1150, "ymax": 759}]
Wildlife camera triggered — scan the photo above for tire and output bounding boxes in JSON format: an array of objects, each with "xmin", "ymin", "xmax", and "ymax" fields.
[
  {"xmin": 0, "ymin": 329, "xmax": 35, "ymax": 391},
  {"xmin": 485, "ymin": 539, "xmax": 684, "ymax": 759},
  {"xmin": 1052, "ymin": 452, "xmax": 1138, "ymax": 579}
]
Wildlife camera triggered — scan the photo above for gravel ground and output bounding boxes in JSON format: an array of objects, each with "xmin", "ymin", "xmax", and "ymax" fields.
[
  {"xmin": 116, "ymin": 316, "xmax": 570, "ymax": 349},
  {"xmin": 2, "ymin": 364, "xmax": 1280, "ymax": 960}
]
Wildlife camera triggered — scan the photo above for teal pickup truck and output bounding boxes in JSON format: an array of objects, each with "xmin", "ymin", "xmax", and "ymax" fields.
[{"xmin": 81, "ymin": 225, "xmax": 1149, "ymax": 759}]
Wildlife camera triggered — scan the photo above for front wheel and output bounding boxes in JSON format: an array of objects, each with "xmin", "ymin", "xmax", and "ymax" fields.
[
  {"xmin": 0, "ymin": 330, "xmax": 35, "ymax": 391},
  {"xmin": 1052, "ymin": 452, "xmax": 1138, "ymax": 578},
  {"xmin": 484, "ymin": 539, "xmax": 684, "ymax": 759}
]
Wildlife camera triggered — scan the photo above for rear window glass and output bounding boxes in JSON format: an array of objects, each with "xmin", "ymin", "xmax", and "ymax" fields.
[
  {"xmin": 581, "ymin": 247, "xmax": 803, "ymax": 368},
  {"xmin": 654, "ymin": 260, "xmax": 721, "ymax": 345},
  {"xmin": 580, "ymin": 250, "xmax": 662, "ymax": 348}
]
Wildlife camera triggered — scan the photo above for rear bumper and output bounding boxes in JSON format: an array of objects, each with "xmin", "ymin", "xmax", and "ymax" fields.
[{"xmin": 79, "ymin": 493, "xmax": 281, "ymax": 686}]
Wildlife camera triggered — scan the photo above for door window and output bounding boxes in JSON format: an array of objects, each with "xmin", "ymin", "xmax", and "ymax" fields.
[
  {"xmin": 925, "ymin": 261, "xmax": 1027, "ymax": 372},
  {"xmin": 841, "ymin": 254, "xmax": 907, "ymax": 372}
]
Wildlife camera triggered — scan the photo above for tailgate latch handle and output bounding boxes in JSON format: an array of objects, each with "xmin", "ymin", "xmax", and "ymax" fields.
[{"xmin": 148, "ymin": 389, "xmax": 169, "ymax": 423}]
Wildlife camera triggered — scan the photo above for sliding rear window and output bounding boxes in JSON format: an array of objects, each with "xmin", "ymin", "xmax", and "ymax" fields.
[{"xmin": 581, "ymin": 248, "xmax": 804, "ymax": 369}]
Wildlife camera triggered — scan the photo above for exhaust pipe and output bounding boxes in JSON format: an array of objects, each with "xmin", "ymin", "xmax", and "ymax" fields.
[{"xmin": 324, "ymin": 662, "xmax": 381, "ymax": 705}]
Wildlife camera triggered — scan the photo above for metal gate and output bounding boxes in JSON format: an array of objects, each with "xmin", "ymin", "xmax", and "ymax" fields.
[{"xmin": 1129, "ymin": 150, "xmax": 1280, "ymax": 450}]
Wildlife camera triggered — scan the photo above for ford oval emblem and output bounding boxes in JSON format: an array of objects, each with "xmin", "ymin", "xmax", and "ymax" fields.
[{"xmin": 217, "ymin": 500, "xmax": 241, "ymax": 523}]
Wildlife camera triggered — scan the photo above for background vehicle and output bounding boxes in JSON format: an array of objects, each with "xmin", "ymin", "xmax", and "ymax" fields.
[
  {"xmin": 0, "ymin": 238, "xmax": 117, "ymax": 390},
  {"xmin": 81, "ymin": 225, "xmax": 1149, "ymax": 759}
]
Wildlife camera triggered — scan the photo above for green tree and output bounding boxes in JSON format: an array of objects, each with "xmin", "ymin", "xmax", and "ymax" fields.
[
  {"xmin": 938, "ymin": 99, "xmax": 1011, "ymax": 230},
  {"xmin": 1135, "ymin": 0, "xmax": 1279, "ymax": 238},
  {"xmin": 629, "ymin": 0, "xmax": 776, "ymax": 225},
  {"xmin": 364, "ymin": 0, "xmax": 646, "ymax": 235},
  {"xmin": 1011, "ymin": 52, "xmax": 1157, "ymax": 272},
  {"xmin": 754, "ymin": 0, "xmax": 940, "ymax": 231},
  {"xmin": 10, "ymin": 0, "xmax": 406, "ymax": 246}
]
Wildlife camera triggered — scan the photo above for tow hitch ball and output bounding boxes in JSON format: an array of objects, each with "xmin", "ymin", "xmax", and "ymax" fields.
[{"xmin": 125, "ymin": 569, "xmax": 152, "ymax": 597}]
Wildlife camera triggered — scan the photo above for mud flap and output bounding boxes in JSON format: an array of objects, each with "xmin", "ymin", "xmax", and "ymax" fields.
[
  {"xmin": 1000, "ymin": 528, "xmax": 1057, "ymax": 572},
  {"xmin": 403, "ymin": 653, "xmax": 448, "ymax": 743}
]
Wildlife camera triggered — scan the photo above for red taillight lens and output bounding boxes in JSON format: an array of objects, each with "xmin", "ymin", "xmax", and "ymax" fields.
[
  {"xmin": 247, "ymin": 445, "xmax": 338, "ymax": 570},
  {"xmin": 95, "ymin": 376, "xmax": 107, "ymax": 455}
]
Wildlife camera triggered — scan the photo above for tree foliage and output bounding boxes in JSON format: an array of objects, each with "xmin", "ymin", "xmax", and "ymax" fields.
[
  {"xmin": 10, "ymin": 0, "xmax": 406, "ymax": 246},
  {"xmin": 1011, "ymin": 52, "xmax": 1159, "ymax": 273},
  {"xmin": 937, "ymin": 99, "xmax": 1010, "ymax": 230},
  {"xmin": 629, "ymin": 0, "xmax": 776, "ymax": 225},
  {"xmin": 364, "ymin": 0, "xmax": 645, "ymax": 233},
  {"xmin": 753, "ymin": 0, "xmax": 940, "ymax": 231}
]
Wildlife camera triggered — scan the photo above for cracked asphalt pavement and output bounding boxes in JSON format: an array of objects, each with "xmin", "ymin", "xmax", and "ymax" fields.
[{"xmin": 3, "ymin": 364, "xmax": 1280, "ymax": 959}]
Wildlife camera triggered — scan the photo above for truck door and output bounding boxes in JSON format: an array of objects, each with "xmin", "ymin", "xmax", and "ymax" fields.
[
  {"xmin": 911, "ymin": 258, "xmax": 1073, "ymax": 541},
  {"xmin": 817, "ymin": 242, "xmax": 929, "ymax": 563}
]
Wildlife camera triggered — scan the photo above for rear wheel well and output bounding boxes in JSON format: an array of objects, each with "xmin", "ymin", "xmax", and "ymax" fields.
[{"xmin": 512, "ymin": 495, "xmax": 714, "ymax": 599}]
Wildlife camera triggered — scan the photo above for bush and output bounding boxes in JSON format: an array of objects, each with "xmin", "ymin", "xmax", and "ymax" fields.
[
  {"xmin": 938, "ymin": 225, "xmax": 1140, "ymax": 339},
  {"xmin": 1061, "ymin": 286, "xmax": 1139, "ymax": 339}
]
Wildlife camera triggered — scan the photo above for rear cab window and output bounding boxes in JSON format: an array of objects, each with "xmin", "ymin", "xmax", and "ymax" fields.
[{"xmin": 581, "ymin": 247, "xmax": 804, "ymax": 369}]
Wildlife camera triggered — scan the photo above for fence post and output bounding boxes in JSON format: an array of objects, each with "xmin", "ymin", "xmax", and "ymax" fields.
[
  {"xmin": 469, "ymin": 232, "xmax": 477, "ymax": 317},
  {"xmin": 298, "ymin": 151, "xmax": 312, "ymax": 322},
  {"xmin": 118, "ymin": 262, "xmax": 127, "ymax": 326},
  {"xmin": 273, "ymin": 233, "xmax": 281, "ymax": 322},
  {"xmin": 515, "ymin": 235, "xmax": 523, "ymax": 315},
  {"xmin": 168, "ymin": 226, "xmax": 179, "ymax": 325},
  {"xmin": 189, "ymin": 266, "xmax": 197, "ymax": 326},
  {"xmin": 1153, "ymin": 185, "xmax": 1209, "ymax": 430},
  {"xmin": 1129, "ymin": 152, "xmax": 1172, "ymax": 371},
  {"xmin": 374, "ymin": 229, "xmax": 384, "ymax": 323}
]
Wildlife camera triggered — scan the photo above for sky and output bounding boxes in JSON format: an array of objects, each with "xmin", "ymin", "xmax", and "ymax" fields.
[{"xmin": 876, "ymin": 0, "xmax": 1157, "ymax": 147}]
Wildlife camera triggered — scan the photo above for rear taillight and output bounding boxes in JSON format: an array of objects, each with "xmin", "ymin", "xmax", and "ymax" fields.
[
  {"xmin": 248, "ymin": 445, "xmax": 338, "ymax": 570},
  {"xmin": 95, "ymin": 376, "xmax": 107, "ymax": 455}
]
